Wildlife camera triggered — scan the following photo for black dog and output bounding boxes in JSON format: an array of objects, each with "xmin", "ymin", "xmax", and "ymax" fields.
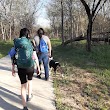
[{"xmin": 49, "ymin": 57, "xmax": 64, "ymax": 77}]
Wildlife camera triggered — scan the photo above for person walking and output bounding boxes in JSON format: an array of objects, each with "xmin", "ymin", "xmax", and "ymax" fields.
[
  {"xmin": 34, "ymin": 28, "xmax": 51, "ymax": 81},
  {"xmin": 11, "ymin": 28, "xmax": 39, "ymax": 110}
]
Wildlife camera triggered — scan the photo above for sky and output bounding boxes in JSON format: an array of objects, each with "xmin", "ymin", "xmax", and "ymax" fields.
[{"xmin": 36, "ymin": 0, "xmax": 51, "ymax": 28}]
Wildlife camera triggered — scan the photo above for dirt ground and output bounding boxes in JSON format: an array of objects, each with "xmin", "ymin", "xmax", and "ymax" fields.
[{"xmin": 54, "ymin": 67, "xmax": 110, "ymax": 110}]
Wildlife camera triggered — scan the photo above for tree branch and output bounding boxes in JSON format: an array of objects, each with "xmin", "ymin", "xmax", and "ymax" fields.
[
  {"xmin": 80, "ymin": 0, "xmax": 90, "ymax": 17},
  {"xmin": 32, "ymin": 3, "xmax": 43, "ymax": 16},
  {"xmin": 92, "ymin": 0, "xmax": 96, "ymax": 11},
  {"xmin": 93, "ymin": 0, "xmax": 107, "ymax": 22},
  {"xmin": 92, "ymin": 0, "xmax": 102, "ymax": 16}
]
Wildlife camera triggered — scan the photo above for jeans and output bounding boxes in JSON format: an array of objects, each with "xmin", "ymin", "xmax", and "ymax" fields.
[{"xmin": 38, "ymin": 52, "xmax": 49, "ymax": 79}]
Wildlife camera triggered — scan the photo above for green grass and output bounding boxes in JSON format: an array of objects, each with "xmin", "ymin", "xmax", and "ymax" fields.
[
  {"xmin": 51, "ymin": 39, "xmax": 110, "ymax": 110},
  {"xmin": 0, "ymin": 41, "xmax": 13, "ymax": 58},
  {"xmin": 52, "ymin": 40, "xmax": 110, "ymax": 81}
]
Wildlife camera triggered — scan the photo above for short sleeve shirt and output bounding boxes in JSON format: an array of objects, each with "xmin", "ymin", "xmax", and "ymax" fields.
[{"xmin": 34, "ymin": 35, "xmax": 50, "ymax": 52}]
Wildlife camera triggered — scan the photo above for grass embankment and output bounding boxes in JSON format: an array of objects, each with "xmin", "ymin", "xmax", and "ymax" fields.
[
  {"xmin": 51, "ymin": 39, "xmax": 110, "ymax": 110},
  {"xmin": 0, "ymin": 41, "xmax": 13, "ymax": 58}
]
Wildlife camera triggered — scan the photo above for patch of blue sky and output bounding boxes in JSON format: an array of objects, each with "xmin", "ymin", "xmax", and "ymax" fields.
[{"xmin": 36, "ymin": 0, "xmax": 51, "ymax": 28}]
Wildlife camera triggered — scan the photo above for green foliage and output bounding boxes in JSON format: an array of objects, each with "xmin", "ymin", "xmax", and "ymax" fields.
[
  {"xmin": 52, "ymin": 39, "xmax": 110, "ymax": 79},
  {"xmin": 0, "ymin": 41, "xmax": 13, "ymax": 58},
  {"xmin": 51, "ymin": 39, "xmax": 110, "ymax": 110}
]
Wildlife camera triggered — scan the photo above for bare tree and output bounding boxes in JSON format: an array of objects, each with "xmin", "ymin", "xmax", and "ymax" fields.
[
  {"xmin": 47, "ymin": 0, "xmax": 87, "ymax": 42},
  {"xmin": 47, "ymin": 0, "xmax": 110, "ymax": 49},
  {"xmin": 0, "ymin": 0, "xmax": 40, "ymax": 40},
  {"xmin": 80, "ymin": 0, "xmax": 108, "ymax": 51}
]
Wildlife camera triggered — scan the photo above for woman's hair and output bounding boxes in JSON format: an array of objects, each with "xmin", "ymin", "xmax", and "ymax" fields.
[
  {"xmin": 19, "ymin": 28, "xmax": 30, "ymax": 38},
  {"xmin": 37, "ymin": 28, "xmax": 45, "ymax": 35}
]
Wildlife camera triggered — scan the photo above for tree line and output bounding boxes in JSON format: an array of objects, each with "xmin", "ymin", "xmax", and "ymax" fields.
[
  {"xmin": 0, "ymin": 0, "xmax": 40, "ymax": 41},
  {"xmin": 47, "ymin": 0, "xmax": 110, "ymax": 51}
]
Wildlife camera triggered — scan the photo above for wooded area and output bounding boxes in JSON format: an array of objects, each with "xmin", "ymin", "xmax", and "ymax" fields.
[
  {"xmin": 47, "ymin": 0, "xmax": 110, "ymax": 51},
  {"xmin": 0, "ymin": 0, "xmax": 110, "ymax": 51},
  {"xmin": 0, "ymin": 0, "xmax": 40, "ymax": 40}
]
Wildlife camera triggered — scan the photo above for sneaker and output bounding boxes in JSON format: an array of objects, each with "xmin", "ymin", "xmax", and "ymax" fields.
[
  {"xmin": 23, "ymin": 106, "xmax": 28, "ymax": 110},
  {"xmin": 37, "ymin": 75, "xmax": 41, "ymax": 79},
  {"xmin": 27, "ymin": 94, "xmax": 33, "ymax": 101}
]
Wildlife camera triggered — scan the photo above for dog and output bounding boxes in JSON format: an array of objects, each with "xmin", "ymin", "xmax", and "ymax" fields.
[{"xmin": 49, "ymin": 57, "xmax": 64, "ymax": 77}]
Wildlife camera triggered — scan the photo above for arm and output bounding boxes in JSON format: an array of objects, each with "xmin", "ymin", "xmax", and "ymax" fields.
[
  {"xmin": 32, "ymin": 51, "xmax": 40, "ymax": 74},
  {"xmin": 32, "ymin": 39, "xmax": 36, "ymax": 48},
  {"xmin": 12, "ymin": 64, "xmax": 16, "ymax": 76},
  {"xmin": 33, "ymin": 37, "xmax": 39, "ymax": 53},
  {"xmin": 11, "ymin": 55, "xmax": 16, "ymax": 77},
  {"xmin": 35, "ymin": 56, "xmax": 41, "ymax": 75},
  {"xmin": 47, "ymin": 39, "xmax": 52, "ymax": 57}
]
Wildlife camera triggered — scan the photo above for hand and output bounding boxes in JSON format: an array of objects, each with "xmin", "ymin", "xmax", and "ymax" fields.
[
  {"xmin": 36, "ymin": 67, "xmax": 40, "ymax": 75},
  {"xmin": 48, "ymin": 52, "xmax": 51, "ymax": 58},
  {"xmin": 12, "ymin": 68, "xmax": 16, "ymax": 77}
]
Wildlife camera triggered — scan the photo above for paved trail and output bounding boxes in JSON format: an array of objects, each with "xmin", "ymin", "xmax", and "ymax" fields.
[{"xmin": 0, "ymin": 56, "xmax": 56, "ymax": 110}]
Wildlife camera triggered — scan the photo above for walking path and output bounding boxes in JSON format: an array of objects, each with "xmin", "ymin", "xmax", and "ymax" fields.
[{"xmin": 0, "ymin": 56, "xmax": 56, "ymax": 110}]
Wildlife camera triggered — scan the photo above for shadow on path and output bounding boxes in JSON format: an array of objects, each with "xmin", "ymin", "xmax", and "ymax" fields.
[
  {"xmin": 0, "ymin": 86, "xmax": 45, "ymax": 110},
  {"xmin": 0, "ymin": 86, "xmax": 20, "ymax": 98},
  {"xmin": 0, "ymin": 66, "xmax": 11, "ymax": 72},
  {"xmin": 0, "ymin": 97, "xmax": 20, "ymax": 110}
]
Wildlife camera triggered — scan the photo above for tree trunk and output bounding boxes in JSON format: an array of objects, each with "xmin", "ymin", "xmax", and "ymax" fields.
[
  {"xmin": 56, "ymin": 29, "xmax": 59, "ymax": 38},
  {"xmin": 1, "ymin": 22, "xmax": 5, "ymax": 40},
  {"xmin": 86, "ymin": 16, "xmax": 93, "ymax": 52},
  {"xmin": 61, "ymin": 0, "xmax": 64, "ymax": 45},
  {"xmin": 12, "ymin": 18, "xmax": 15, "ymax": 38},
  {"xmin": 69, "ymin": 0, "xmax": 73, "ymax": 44},
  {"xmin": 9, "ymin": 23, "xmax": 12, "ymax": 41}
]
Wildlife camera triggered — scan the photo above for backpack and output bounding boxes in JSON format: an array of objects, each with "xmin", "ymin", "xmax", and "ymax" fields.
[
  {"xmin": 39, "ymin": 38, "xmax": 48, "ymax": 53},
  {"xmin": 14, "ymin": 37, "xmax": 34, "ymax": 68},
  {"xmin": 8, "ymin": 47, "xmax": 16, "ymax": 58},
  {"xmin": 8, "ymin": 46, "xmax": 17, "ymax": 65}
]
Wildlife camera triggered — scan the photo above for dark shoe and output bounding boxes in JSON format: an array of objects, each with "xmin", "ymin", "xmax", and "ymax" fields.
[
  {"xmin": 37, "ymin": 75, "xmax": 41, "ymax": 79},
  {"xmin": 27, "ymin": 94, "xmax": 33, "ymax": 101},
  {"xmin": 23, "ymin": 106, "xmax": 28, "ymax": 110},
  {"xmin": 45, "ymin": 77, "xmax": 49, "ymax": 81}
]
